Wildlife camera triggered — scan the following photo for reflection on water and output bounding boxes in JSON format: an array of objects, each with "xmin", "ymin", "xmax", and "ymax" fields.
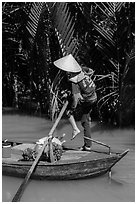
[{"xmin": 2, "ymin": 114, "xmax": 135, "ymax": 202}]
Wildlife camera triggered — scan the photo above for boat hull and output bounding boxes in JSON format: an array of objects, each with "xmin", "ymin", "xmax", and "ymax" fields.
[
  {"xmin": 2, "ymin": 143, "xmax": 129, "ymax": 180},
  {"xmin": 2, "ymin": 158, "xmax": 115, "ymax": 180}
]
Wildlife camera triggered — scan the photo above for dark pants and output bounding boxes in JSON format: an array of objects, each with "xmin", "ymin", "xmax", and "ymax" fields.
[{"xmin": 81, "ymin": 102, "xmax": 92, "ymax": 147}]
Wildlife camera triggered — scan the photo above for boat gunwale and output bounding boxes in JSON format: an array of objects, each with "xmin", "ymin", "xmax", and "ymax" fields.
[
  {"xmin": 2, "ymin": 141, "xmax": 129, "ymax": 168},
  {"xmin": 2, "ymin": 151, "xmax": 121, "ymax": 167}
]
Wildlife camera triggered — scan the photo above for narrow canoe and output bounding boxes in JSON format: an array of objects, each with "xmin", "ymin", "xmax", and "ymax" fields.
[{"xmin": 2, "ymin": 142, "xmax": 129, "ymax": 180}]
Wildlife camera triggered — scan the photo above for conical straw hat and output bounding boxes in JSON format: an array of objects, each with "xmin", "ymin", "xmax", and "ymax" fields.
[{"xmin": 53, "ymin": 54, "xmax": 82, "ymax": 73}]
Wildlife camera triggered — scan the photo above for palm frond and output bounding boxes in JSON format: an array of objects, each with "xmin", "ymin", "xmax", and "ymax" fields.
[
  {"xmin": 122, "ymin": 43, "xmax": 135, "ymax": 82},
  {"xmin": 95, "ymin": 3, "xmax": 114, "ymax": 18},
  {"xmin": 92, "ymin": 21, "xmax": 115, "ymax": 46},
  {"xmin": 26, "ymin": 2, "xmax": 44, "ymax": 43},
  {"xmin": 47, "ymin": 2, "xmax": 79, "ymax": 119},
  {"xmin": 98, "ymin": 92, "xmax": 118, "ymax": 114},
  {"xmin": 90, "ymin": 2, "xmax": 130, "ymax": 119},
  {"xmin": 48, "ymin": 2, "xmax": 78, "ymax": 57}
]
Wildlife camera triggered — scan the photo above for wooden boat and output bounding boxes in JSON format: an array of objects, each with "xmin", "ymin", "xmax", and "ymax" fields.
[{"xmin": 2, "ymin": 141, "xmax": 129, "ymax": 180}]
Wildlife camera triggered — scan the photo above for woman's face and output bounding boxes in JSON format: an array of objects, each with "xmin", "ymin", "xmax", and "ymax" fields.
[
  {"xmin": 67, "ymin": 72, "xmax": 79, "ymax": 79},
  {"xmin": 67, "ymin": 72, "xmax": 73, "ymax": 79}
]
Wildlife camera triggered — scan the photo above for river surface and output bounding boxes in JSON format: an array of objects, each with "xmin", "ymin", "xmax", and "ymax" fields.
[{"xmin": 2, "ymin": 114, "xmax": 135, "ymax": 202}]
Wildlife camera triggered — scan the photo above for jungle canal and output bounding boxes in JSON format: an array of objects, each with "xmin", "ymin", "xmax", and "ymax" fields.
[{"xmin": 2, "ymin": 113, "xmax": 135, "ymax": 202}]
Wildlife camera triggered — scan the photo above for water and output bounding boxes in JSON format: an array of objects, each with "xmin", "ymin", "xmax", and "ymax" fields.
[{"xmin": 2, "ymin": 114, "xmax": 135, "ymax": 202}]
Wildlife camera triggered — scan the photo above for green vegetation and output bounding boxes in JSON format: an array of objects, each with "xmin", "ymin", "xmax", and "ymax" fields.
[{"xmin": 2, "ymin": 2, "xmax": 135, "ymax": 127}]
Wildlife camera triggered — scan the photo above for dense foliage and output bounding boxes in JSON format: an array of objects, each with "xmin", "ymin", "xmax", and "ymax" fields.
[{"xmin": 2, "ymin": 2, "xmax": 135, "ymax": 126}]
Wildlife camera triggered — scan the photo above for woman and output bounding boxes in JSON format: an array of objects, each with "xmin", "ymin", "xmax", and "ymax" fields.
[{"xmin": 54, "ymin": 54, "xmax": 97, "ymax": 151}]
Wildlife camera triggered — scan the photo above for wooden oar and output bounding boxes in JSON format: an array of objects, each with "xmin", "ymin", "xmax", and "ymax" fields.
[
  {"xmin": 12, "ymin": 100, "xmax": 68, "ymax": 202},
  {"xmin": 84, "ymin": 136, "xmax": 111, "ymax": 154}
]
